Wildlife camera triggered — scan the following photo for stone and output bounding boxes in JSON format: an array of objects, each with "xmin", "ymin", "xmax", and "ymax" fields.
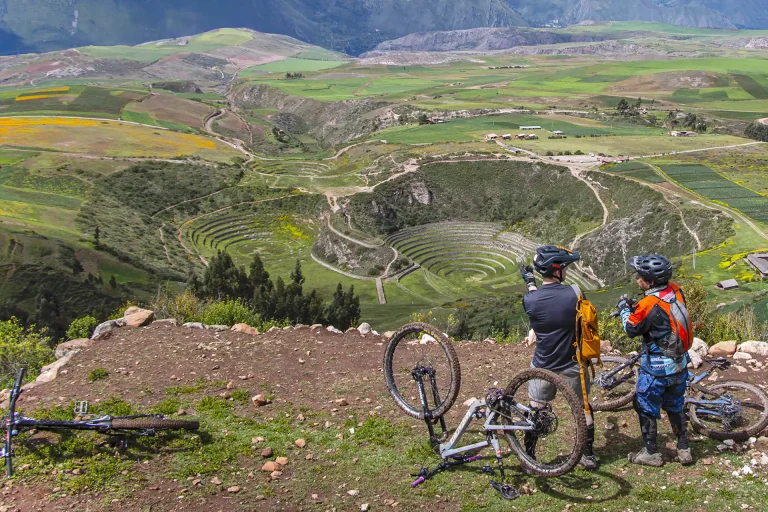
[
  {"xmin": 261, "ymin": 447, "xmax": 273, "ymax": 457},
  {"xmin": 177, "ymin": 409, "xmax": 187, "ymax": 416},
  {"xmin": 122, "ymin": 307, "xmax": 155, "ymax": 327},
  {"xmin": 420, "ymin": 334, "xmax": 437, "ymax": 344},
  {"xmin": 361, "ymin": 504, "xmax": 370, "ymax": 512},
  {"xmin": 227, "ymin": 486, "xmax": 240, "ymax": 493},
  {"xmin": 327, "ymin": 326, "xmax": 343, "ymax": 334},
  {"xmin": 252, "ymin": 436, "xmax": 265, "ymax": 444},
  {"xmin": 252, "ymin": 394, "xmax": 271, "ymax": 407},
  {"xmin": 334, "ymin": 398, "xmax": 349, "ymax": 406},
  {"xmin": 687, "ymin": 348, "xmax": 703, "ymax": 369},
  {"xmin": 310, "ymin": 324, "xmax": 323, "ymax": 330},
  {"xmin": 231, "ymin": 323, "xmax": 259, "ymax": 335},
  {"xmin": 294, "ymin": 438, "xmax": 306, "ymax": 448},
  {"xmin": 205, "ymin": 325, "xmax": 229, "ymax": 331},
  {"xmin": 54, "ymin": 338, "xmax": 93, "ymax": 359},
  {"xmin": 600, "ymin": 340, "xmax": 612, "ymax": 354},
  {"xmin": 691, "ymin": 338, "xmax": 708, "ymax": 359},
  {"xmin": 270, "ymin": 470, "xmax": 282, "ymax": 480},
  {"xmin": 347, "ymin": 489, "xmax": 360, "ymax": 496},
  {"xmin": 735, "ymin": 365, "xmax": 748, "ymax": 373},
  {"xmin": 357, "ymin": 323, "xmax": 372, "ymax": 335},
  {"xmin": 738, "ymin": 341, "xmax": 768, "ymax": 357},
  {"xmin": 35, "ymin": 354, "xmax": 74, "ymax": 384},
  {"xmin": 709, "ymin": 340, "xmax": 737, "ymax": 358},
  {"xmin": 91, "ymin": 320, "xmax": 119, "ymax": 340},
  {"xmin": 275, "ymin": 456, "xmax": 288, "ymax": 466},
  {"xmin": 383, "ymin": 331, "xmax": 395, "ymax": 339},
  {"xmin": 182, "ymin": 322, "xmax": 205, "ymax": 329},
  {"xmin": 305, "ymin": 453, "xmax": 315, "ymax": 460},
  {"xmin": 261, "ymin": 461, "xmax": 280, "ymax": 472},
  {"xmin": 734, "ymin": 352, "xmax": 753, "ymax": 361},
  {"xmin": 210, "ymin": 477, "xmax": 222, "ymax": 485},
  {"xmin": 152, "ymin": 318, "xmax": 178, "ymax": 327}
]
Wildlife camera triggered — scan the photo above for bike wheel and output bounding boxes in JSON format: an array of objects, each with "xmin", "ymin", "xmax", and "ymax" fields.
[
  {"xmin": 590, "ymin": 356, "xmax": 637, "ymax": 411},
  {"xmin": 688, "ymin": 381, "xmax": 768, "ymax": 440},
  {"xmin": 110, "ymin": 418, "xmax": 200, "ymax": 431},
  {"xmin": 383, "ymin": 322, "xmax": 461, "ymax": 420},
  {"xmin": 501, "ymin": 368, "xmax": 586, "ymax": 477}
]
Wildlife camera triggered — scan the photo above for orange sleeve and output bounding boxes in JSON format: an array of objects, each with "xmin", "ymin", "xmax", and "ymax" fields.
[{"xmin": 628, "ymin": 297, "xmax": 654, "ymax": 326}]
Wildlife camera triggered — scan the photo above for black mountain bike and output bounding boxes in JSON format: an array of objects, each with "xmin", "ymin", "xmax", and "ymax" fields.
[
  {"xmin": 384, "ymin": 323, "xmax": 586, "ymax": 499},
  {"xmin": 590, "ymin": 354, "xmax": 768, "ymax": 440},
  {"xmin": 2, "ymin": 368, "xmax": 200, "ymax": 477}
]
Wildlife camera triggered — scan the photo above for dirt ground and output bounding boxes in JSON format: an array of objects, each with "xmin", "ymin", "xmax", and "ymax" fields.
[{"xmin": 4, "ymin": 324, "xmax": 768, "ymax": 511}]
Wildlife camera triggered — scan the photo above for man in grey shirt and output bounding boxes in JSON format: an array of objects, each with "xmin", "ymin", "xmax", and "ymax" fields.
[{"xmin": 521, "ymin": 245, "xmax": 597, "ymax": 470}]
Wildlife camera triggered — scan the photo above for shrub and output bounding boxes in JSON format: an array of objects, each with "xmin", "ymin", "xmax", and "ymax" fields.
[
  {"xmin": 88, "ymin": 368, "xmax": 109, "ymax": 382},
  {"xmin": 199, "ymin": 299, "xmax": 258, "ymax": 326},
  {"xmin": 150, "ymin": 289, "xmax": 202, "ymax": 324},
  {"xmin": 0, "ymin": 318, "xmax": 54, "ymax": 388},
  {"xmin": 66, "ymin": 315, "xmax": 99, "ymax": 340}
]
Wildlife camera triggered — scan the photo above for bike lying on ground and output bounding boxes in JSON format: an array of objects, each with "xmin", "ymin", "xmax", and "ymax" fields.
[
  {"xmin": 590, "ymin": 353, "xmax": 768, "ymax": 440},
  {"xmin": 2, "ymin": 368, "xmax": 200, "ymax": 478},
  {"xmin": 383, "ymin": 323, "xmax": 587, "ymax": 500}
]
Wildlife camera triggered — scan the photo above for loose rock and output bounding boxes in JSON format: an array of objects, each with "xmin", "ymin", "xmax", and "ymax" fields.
[
  {"xmin": 122, "ymin": 307, "xmax": 155, "ymax": 327},
  {"xmin": 261, "ymin": 461, "xmax": 280, "ymax": 472},
  {"xmin": 357, "ymin": 323, "xmax": 372, "ymax": 335},
  {"xmin": 252, "ymin": 394, "xmax": 271, "ymax": 407},
  {"xmin": 295, "ymin": 438, "xmax": 307, "ymax": 448},
  {"xmin": 231, "ymin": 323, "xmax": 260, "ymax": 335},
  {"xmin": 709, "ymin": 340, "xmax": 737, "ymax": 358},
  {"xmin": 738, "ymin": 341, "xmax": 768, "ymax": 357}
]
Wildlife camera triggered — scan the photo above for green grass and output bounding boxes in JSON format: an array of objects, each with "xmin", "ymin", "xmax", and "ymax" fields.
[
  {"xmin": 660, "ymin": 164, "xmax": 768, "ymax": 223},
  {"xmin": 242, "ymin": 58, "xmax": 346, "ymax": 76}
]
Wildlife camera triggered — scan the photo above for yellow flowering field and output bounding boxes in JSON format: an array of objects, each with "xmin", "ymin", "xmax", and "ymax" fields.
[{"xmin": 0, "ymin": 117, "xmax": 239, "ymax": 162}]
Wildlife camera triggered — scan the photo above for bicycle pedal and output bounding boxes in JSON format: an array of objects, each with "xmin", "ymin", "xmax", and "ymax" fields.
[
  {"xmin": 73, "ymin": 401, "xmax": 89, "ymax": 415},
  {"xmin": 490, "ymin": 480, "xmax": 520, "ymax": 501},
  {"xmin": 481, "ymin": 464, "xmax": 496, "ymax": 475}
]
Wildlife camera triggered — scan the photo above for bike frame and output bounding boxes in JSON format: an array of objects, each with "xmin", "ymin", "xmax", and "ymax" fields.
[{"xmin": 596, "ymin": 356, "xmax": 738, "ymax": 414}]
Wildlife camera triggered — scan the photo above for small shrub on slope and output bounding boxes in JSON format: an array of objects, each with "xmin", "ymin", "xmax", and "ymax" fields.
[
  {"xmin": 66, "ymin": 315, "xmax": 99, "ymax": 340},
  {"xmin": 0, "ymin": 318, "xmax": 54, "ymax": 388}
]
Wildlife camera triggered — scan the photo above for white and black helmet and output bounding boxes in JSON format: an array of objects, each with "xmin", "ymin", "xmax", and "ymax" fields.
[
  {"xmin": 533, "ymin": 246, "xmax": 581, "ymax": 277},
  {"xmin": 628, "ymin": 254, "xmax": 673, "ymax": 284}
]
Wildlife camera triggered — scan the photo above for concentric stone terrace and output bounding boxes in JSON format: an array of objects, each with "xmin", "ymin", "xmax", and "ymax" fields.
[{"xmin": 386, "ymin": 221, "xmax": 597, "ymax": 290}]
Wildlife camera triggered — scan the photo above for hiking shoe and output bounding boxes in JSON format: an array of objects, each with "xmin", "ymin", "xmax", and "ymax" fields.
[
  {"xmin": 580, "ymin": 454, "xmax": 599, "ymax": 471},
  {"xmin": 676, "ymin": 448, "xmax": 693, "ymax": 465},
  {"xmin": 627, "ymin": 448, "xmax": 664, "ymax": 467}
]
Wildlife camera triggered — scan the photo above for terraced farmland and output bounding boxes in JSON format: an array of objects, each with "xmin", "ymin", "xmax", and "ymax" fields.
[
  {"xmin": 604, "ymin": 161, "xmax": 665, "ymax": 183},
  {"xmin": 661, "ymin": 164, "xmax": 768, "ymax": 223},
  {"xmin": 385, "ymin": 221, "xmax": 598, "ymax": 290}
]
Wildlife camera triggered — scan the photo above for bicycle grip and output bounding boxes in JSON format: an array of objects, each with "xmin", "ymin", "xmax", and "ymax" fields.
[{"xmin": 411, "ymin": 477, "xmax": 425, "ymax": 487}]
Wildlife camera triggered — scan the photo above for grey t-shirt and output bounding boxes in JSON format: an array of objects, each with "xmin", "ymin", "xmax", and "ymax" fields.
[{"xmin": 522, "ymin": 283, "xmax": 578, "ymax": 372}]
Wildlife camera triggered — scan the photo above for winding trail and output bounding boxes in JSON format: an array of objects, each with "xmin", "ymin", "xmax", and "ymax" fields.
[
  {"xmin": 631, "ymin": 141, "xmax": 764, "ymax": 160},
  {"xmin": 158, "ymin": 226, "xmax": 174, "ymax": 267},
  {"xmin": 151, "ymin": 187, "xmax": 235, "ymax": 218},
  {"xmin": 309, "ymin": 252, "xmax": 376, "ymax": 281},
  {"xmin": 325, "ymin": 214, "xmax": 382, "ymax": 249}
]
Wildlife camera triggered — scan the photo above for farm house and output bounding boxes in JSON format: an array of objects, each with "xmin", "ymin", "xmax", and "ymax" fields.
[
  {"xmin": 552, "ymin": 130, "xmax": 564, "ymax": 135},
  {"xmin": 502, "ymin": 134, "xmax": 512, "ymax": 140},
  {"xmin": 747, "ymin": 253, "xmax": 768, "ymax": 277},
  {"xmin": 669, "ymin": 131, "xmax": 696, "ymax": 137},
  {"xmin": 519, "ymin": 125, "xmax": 541, "ymax": 130},
  {"xmin": 485, "ymin": 133, "xmax": 499, "ymax": 141}
]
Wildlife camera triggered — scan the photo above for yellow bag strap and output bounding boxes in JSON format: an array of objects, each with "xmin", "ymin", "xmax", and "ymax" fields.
[{"xmin": 572, "ymin": 285, "xmax": 592, "ymax": 415}]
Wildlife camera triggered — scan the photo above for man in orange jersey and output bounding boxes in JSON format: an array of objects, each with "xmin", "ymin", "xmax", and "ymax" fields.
[{"xmin": 617, "ymin": 254, "xmax": 694, "ymax": 467}]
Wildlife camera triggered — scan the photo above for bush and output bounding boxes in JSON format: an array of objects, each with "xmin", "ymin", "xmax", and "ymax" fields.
[
  {"xmin": 88, "ymin": 368, "xmax": 109, "ymax": 382},
  {"xmin": 199, "ymin": 299, "xmax": 258, "ymax": 326},
  {"xmin": 66, "ymin": 316, "xmax": 99, "ymax": 340},
  {"xmin": 598, "ymin": 310, "xmax": 639, "ymax": 354},
  {"xmin": 0, "ymin": 318, "xmax": 54, "ymax": 388}
]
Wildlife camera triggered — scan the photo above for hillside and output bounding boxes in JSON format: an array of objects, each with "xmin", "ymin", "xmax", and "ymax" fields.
[{"xmin": 2, "ymin": 0, "xmax": 768, "ymax": 56}]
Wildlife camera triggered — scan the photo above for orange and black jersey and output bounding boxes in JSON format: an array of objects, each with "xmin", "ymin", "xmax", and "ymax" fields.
[{"xmin": 621, "ymin": 281, "xmax": 692, "ymax": 376}]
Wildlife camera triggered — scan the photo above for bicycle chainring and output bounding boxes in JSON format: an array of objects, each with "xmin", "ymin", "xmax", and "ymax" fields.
[{"xmin": 718, "ymin": 395, "xmax": 742, "ymax": 431}]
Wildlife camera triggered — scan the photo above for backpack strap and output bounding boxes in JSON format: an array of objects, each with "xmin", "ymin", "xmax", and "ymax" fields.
[{"xmin": 570, "ymin": 283, "xmax": 592, "ymax": 414}]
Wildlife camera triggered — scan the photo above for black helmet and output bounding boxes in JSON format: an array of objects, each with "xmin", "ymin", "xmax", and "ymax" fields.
[
  {"xmin": 533, "ymin": 246, "xmax": 581, "ymax": 277},
  {"xmin": 628, "ymin": 254, "xmax": 672, "ymax": 284}
]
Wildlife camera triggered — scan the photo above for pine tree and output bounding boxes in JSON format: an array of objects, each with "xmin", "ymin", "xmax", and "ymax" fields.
[
  {"xmin": 94, "ymin": 225, "xmax": 100, "ymax": 248},
  {"xmin": 109, "ymin": 275, "xmax": 117, "ymax": 289}
]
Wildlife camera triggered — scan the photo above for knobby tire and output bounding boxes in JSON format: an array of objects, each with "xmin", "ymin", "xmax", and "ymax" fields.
[
  {"xmin": 110, "ymin": 418, "xmax": 200, "ymax": 431},
  {"xmin": 688, "ymin": 380, "xmax": 768, "ymax": 440},
  {"xmin": 383, "ymin": 322, "xmax": 461, "ymax": 420},
  {"xmin": 591, "ymin": 355, "xmax": 637, "ymax": 412},
  {"xmin": 503, "ymin": 368, "xmax": 587, "ymax": 477}
]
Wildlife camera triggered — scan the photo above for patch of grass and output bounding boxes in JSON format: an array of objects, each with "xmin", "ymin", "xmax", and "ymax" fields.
[
  {"xmin": 166, "ymin": 378, "xmax": 208, "ymax": 395},
  {"xmin": 230, "ymin": 389, "xmax": 250, "ymax": 404},
  {"xmin": 87, "ymin": 367, "xmax": 109, "ymax": 382}
]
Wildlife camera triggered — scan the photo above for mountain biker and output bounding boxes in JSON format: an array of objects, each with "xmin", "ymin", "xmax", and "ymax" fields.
[
  {"xmin": 520, "ymin": 245, "xmax": 597, "ymax": 471},
  {"xmin": 617, "ymin": 254, "xmax": 693, "ymax": 467}
]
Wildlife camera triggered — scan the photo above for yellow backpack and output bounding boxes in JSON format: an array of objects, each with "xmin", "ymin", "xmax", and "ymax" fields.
[{"xmin": 571, "ymin": 285, "xmax": 601, "ymax": 413}]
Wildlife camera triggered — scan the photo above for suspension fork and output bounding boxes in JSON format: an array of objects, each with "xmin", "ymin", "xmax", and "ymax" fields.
[{"xmin": 413, "ymin": 369, "xmax": 446, "ymax": 443}]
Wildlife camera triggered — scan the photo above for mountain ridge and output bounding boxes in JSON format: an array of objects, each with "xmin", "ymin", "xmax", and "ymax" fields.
[{"xmin": 0, "ymin": 0, "xmax": 766, "ymax": 56}]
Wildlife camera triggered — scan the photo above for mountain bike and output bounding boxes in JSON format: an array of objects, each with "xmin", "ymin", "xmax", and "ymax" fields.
[
  {"xmin": 590, "ymin": 353, "xmax": 768, "ymax": 440},
  {"xmin": 383, "ymin": 323, "xmax": 586, "ymax": 499},
  {"xmin": 2, "ymin": 368, "xmax": 200, "ymax": 478}
]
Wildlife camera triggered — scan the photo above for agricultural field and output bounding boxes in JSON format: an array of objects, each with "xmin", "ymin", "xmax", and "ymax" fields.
[
  {"xmin": 121, "ymin": 93, "xmax": 215, "ymax": 132},
  {"xmin": 603, "ymin": 161, "xmax": 665, "ymax": 183},
  {"xmin": 659, "ymin": 164, "xmax": 768, "ymax": 223},
  {"xmin": 0, "ymin": 117, "xmax": 239, "ymax": 161}
]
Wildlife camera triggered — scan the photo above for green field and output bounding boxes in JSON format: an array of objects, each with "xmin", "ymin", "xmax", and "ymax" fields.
[{"xmin": 660, "ymin": 164, "xmax": 768, "ymax": 223}]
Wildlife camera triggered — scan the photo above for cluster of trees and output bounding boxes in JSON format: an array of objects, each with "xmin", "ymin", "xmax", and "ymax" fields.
[
  {"xmin": 189, "ymin": 251, "xmax": 360, "ymax": 330},
  {"xmin": 616, "ymin": 98, "xmax": 643, "ymax": 115},
  {"xmin": 664, "ymin": 111, "xmax": 708, "ymax": 132},
  {"xmin": 745, "ymin": 121, "xmax": 768, "ymax": 142},
  {"xmin": 285, "ymin": 72, "xmax": 305, "ymax": 79}
]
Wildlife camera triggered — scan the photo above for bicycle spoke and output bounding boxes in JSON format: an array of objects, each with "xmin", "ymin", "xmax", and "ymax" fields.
[{"xmin": 390, "ymin": 329, "xmax": 453, "ymax": 412}]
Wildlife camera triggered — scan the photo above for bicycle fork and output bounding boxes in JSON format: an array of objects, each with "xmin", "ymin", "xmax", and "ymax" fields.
[{"xmin": 413, "ymin": 368, "xmax": 447, "ymax": 442}]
